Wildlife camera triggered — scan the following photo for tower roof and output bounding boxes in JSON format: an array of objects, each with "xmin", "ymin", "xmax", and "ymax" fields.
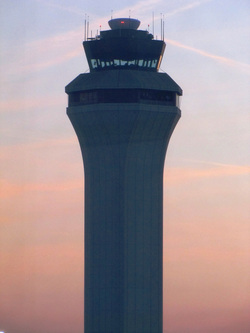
[
  {"xmin": 65, "ymin": 70, "xmax": 183, "ymax": 95},
  {"xmin": 108, "ymin": 18, "xmax": 140, "ymax": 30}
]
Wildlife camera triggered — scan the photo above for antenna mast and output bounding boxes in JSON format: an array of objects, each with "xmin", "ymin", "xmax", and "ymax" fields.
[
  {"xmin": 160, "ymin": 13, "xmax": 162, "ymax": 40},
  {"xmin": 163, "ymin": 14, "xmax": 165, "ymax": 41},
  {"xmin": 87, "ymin": 16, "xmax": 89, "ymax": 40},
  {"xmin": 84, "ymin": 14, "xmax": 87, "ymax": 41},
  {"xmin": 152, "ymin": 12, "xmax": 154, "ymax": 37}
]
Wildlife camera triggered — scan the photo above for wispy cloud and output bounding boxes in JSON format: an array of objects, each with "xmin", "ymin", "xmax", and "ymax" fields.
[
  {"xmin": 0, "ymin": 136, "xmax": 76, "ymax": 158},
  {"xmin": 0, "ymin": 95, "xmax": 63, "ymax": 112},
  {"xmin": 181, "ymin": 159, "xmax": 250, "ymax": 168},
  {"xmin": 1, "ymin": 28, "xmax": 83, "ymax": 77},
  {"xmin": 165, "ymin": 0, "xmax": 213, "ymax": 18},
  {"xmin": 0, "ymin": 179, "xmax": 82, "ymax": 198},
  {"xmin": 164, "ymin": 162, "xmax": 250, "ymax": 184},
  {"xmin": 165, "ymin": 38, "xmax": 250, "ymax": 73},
  {"xmin": 109, "ymin": 0, "xmax": 162, "ymax": 19},
  {"xmin": 113, "ymin": 0, "xmax": 213, "ymax": 31},
  {"xmin": 20, "ymin": 49, "xmax": 82, "ymax": 73},
  {"xmin": 34, "ymin": 0, "xmax": 211, "ymax": 20},
  {"xmin": 19, "ymin": 28, "xmax": 83, "ymax": 74},
  {"xmin": 2, "ymin": 0, "xmax": 234, "ymax": 77}
]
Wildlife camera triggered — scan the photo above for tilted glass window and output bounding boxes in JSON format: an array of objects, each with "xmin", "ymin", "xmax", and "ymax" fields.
[
  {"xmin": 69, "ymin": 89, "xmax": 178, "ymax": 107},
  {"xmin": 90, "ymin": 58, "xmax": 159, "ymax": 71}
]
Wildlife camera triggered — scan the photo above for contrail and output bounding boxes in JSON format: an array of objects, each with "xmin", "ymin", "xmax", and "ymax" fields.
[
  {"xmin": 165, "ymin": 0, "xmax": 213, "ymax": 18},
  {"xmin": 165, "ymin": 38, "xmax": 250, "ymax": 73}
]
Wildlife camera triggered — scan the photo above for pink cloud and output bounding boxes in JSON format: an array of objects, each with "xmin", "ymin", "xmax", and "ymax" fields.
[
  {"xmin": 164, "ymin": 163, "xmax": 250, "ymax": 184},
  {"xmin": 0, "ymin": 178, "xmax": 82, "ymax": 198},
  {"xmin": 0, "ymin": 135, "xmax": 76, "ymax": 150},
  {"xmin": 0, "ymin": 94, "xmax": 64, "ymax": 112}
]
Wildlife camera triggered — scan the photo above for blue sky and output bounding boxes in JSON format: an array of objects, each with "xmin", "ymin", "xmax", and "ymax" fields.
[{"xmin": 0, "ymin": 0, "xmax": 250, "ymax": 332}]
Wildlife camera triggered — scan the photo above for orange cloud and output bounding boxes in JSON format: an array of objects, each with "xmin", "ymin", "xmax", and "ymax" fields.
[
  {"xmin": 0, "ymin": 136, "xmax": 76, "ymax": 156},
  {"xmin": 0, "ymin": 95, "xmax": 64, "ymax": 112},
  {"xmin": 0, "ymin": 179, "xmax": 82, "ymax": 198},
  {"xmin": 164, "ymin": 163, "xmax": 250, "ymax": 184}
]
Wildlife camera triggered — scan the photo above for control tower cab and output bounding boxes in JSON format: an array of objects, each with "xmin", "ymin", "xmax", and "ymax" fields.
[{"xmin": 84, "ymin": 18, "xmax": 165, "ymax": 72}]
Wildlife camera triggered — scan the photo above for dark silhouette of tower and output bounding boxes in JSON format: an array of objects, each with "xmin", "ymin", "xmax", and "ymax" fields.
[{"xmin": 65, "ymin": 18, "xmax": 182, "ymax": 333}]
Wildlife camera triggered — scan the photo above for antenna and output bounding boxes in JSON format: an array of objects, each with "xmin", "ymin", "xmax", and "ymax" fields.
[
  {"xmin": 84, "ymin": 14, "xmax": 87, "ymax": 41},
  {"xmin": 129, "ymin": 9, "xmax": 131, "ymax": 18},
  {"xmin": 111, "ymin": 10, "xmax": 113, "ymax": 19},
  {"xmin": 152, "ymin": 12, "xmax": 154, "ymax": 37},
  {"xmin": 87, "ymin": 16, "xmax": 89, "ymax": 40},
  {"xmin": 160, "ymin": 13, "xmax": 162, "ymax": 40},
  {"xmin": 163, "ymin": 14, "xmax": 165, "ymax": 41}
]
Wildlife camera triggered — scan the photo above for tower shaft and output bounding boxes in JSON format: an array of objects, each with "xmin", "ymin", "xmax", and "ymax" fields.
[{"xmin": 67, "ymin": 101, "xmax": 180, "ymax": 333}]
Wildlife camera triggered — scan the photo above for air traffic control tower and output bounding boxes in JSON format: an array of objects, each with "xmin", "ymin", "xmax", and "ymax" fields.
[{"xmin": 66, "ymin": 18, "xmax": 182, "ymax": 333}]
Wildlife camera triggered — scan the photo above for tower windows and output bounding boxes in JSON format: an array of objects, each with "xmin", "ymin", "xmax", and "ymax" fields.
[
  {"xmin": 89, "ymin": 58, "xmax": 159, "ymax": 71},
  {"xmin": 68, "ymin": 89, "xmax": 180, "ymax": 107},
  {"xmin": 91, "ymin": 59, "xmax": 98, "ymax": 69}
]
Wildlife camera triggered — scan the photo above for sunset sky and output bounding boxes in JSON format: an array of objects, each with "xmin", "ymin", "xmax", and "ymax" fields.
[{"xmin": 0, "ymin": 0, "xmax": 250, "ymax": 332}]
